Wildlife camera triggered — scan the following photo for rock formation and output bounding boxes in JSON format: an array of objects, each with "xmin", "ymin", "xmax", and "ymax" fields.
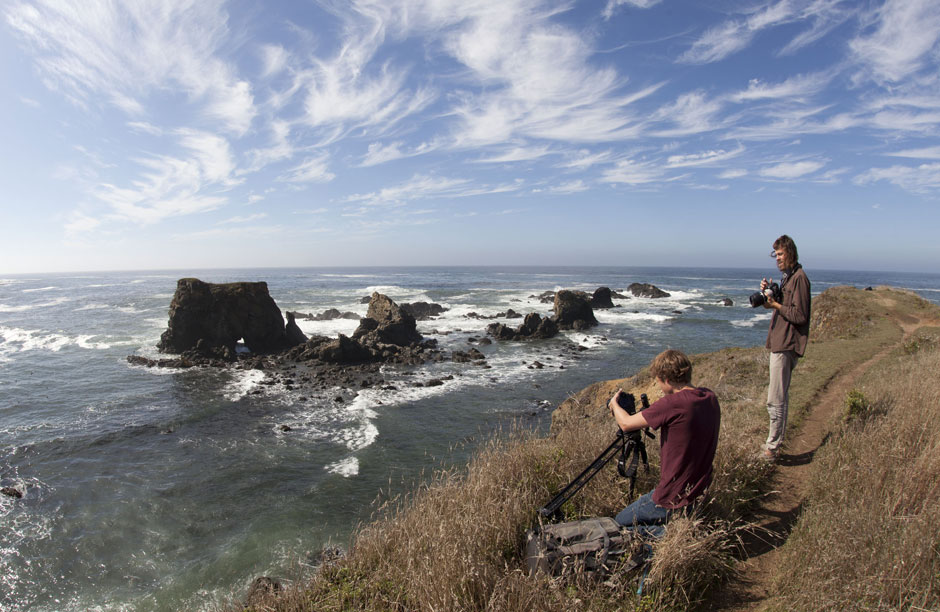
[
  {"xmin": 353, "ymin": 292, "xmax": 423, "ymax": 346},
  {"xmin": 553, "ymin": 290, "xmax": 599, "ymax": 330},
  {"xmin": 157, "ymin": 278, "xmax": 288, "ymax": 356},
  {"xmin": 487, "ymin": 313, "xmax": 559, "ymax": 340},
  {"xmin": 590, "ymin": 287, "xmax": 615, "ymax": 309},
  {"xmin": 284, "ymin": 312, "xmax": 308, "ymax": 347},
  {"xmin": 628, "ymin": 283, "xmax": 671, "ymax": 298},
  {"xmin": 400, "ymin": 301, "xmax": 448, "ymax": 320}
]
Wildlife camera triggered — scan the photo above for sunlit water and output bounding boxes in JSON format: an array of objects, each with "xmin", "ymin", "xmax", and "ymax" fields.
[{"xmin": 2, "ymin": 266, "xmax": 938, "ymax": 611}]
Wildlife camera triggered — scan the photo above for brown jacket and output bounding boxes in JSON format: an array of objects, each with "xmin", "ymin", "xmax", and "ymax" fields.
[{"xmin": 765, "ymin": 265, "xmax": 811, "ymax": 357}]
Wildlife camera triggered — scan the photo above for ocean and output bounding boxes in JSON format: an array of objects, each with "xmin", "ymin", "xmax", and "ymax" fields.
[{"xmin": 2, "ymin": 266, "xmax": 939, "ymax": 611}]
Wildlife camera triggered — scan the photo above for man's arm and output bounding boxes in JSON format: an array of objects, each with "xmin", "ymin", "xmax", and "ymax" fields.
[{"xmin": 608, "ymin": 390, "xmax": 650, "ymax": 432}]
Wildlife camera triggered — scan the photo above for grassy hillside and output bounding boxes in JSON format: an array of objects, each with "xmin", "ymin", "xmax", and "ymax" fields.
[{"xmin": 237, "ymin": 287, "xmax": 940, "ymax": 612}]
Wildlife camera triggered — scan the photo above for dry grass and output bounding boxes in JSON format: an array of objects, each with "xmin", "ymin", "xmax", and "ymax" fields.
[{"xmin": 768, "ymin": 338, "xmax": 940, "ymax": 612}]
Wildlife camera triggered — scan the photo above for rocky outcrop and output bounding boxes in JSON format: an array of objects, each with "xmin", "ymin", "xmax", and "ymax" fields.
[
  {"xmin": 553, "ymin": 290, "xmax": 598, "ymax": 330},
  {"xmin": 628, "ymin": 283, "xmax": 670, "ymax": 298},
  {"xmin": 292, "ymin": 309, "xmax": 360, "ymax": 321},
  {"xmin": 590, "ymin": 287, "xmax": 615, "ymax": 309},
  {"xmin": 719, "ymin": 298, "xmax": 734, "ymax": 306},
  {"xmin": 400, "ymin": 302, "xmax": 448, "ymax": 320},
  {"xmin": 1, "ymin": 486, "xmax": 23, "ymax": 499},
  {"xmin": 465, "ymin": 309, "xmax": 523, "ymax": 320},
  {"xmin": 285, "ymin": 312, "xmax": 308, "ymax": 347},
  {"xmin": 157, "ymin": 278, "xmax": 288, "ymax": 355},
  {"xmin": 353, "ymin": 293, "xmax": 423, "ymax": 346},
  {"xmin": 487, "ymin": 313, "xmax": 559, "ymax": 340}
]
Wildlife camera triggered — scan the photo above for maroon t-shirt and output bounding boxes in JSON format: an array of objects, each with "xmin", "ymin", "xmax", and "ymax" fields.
[{"xmin": 641, "ymin": 387, "xmax": 720, "ymax": 509}]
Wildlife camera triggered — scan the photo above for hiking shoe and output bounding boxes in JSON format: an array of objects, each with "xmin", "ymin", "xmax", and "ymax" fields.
[{"xmin": 760, "ymin": 449, "xmax": 777, "ymax": 463}]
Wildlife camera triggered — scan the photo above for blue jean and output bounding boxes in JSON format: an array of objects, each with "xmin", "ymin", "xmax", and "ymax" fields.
[{"xmin": 615, "ymin": 490, "xmax": 669, "ymax": 539}]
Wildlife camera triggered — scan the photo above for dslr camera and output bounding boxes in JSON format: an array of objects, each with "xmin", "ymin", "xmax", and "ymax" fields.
[{"xmin": 749, "ymin": 281, "xmax": 782, "ymax": 308}]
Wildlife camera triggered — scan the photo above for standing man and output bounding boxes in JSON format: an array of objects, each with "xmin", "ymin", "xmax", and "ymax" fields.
[{"xmin": 761, "ymin": 235, "xmax": 811, "ymax": 462}]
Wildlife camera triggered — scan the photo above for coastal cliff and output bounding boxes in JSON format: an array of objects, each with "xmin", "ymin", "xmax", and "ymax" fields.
[{"xmin": 242, "ymin": 286, "xmax": 940, "ymax": 612}]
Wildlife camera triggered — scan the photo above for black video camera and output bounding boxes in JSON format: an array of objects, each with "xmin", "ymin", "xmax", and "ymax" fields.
[{"xmin": 749, "ymin": 281, "xmax": 782, "ymax": 308}]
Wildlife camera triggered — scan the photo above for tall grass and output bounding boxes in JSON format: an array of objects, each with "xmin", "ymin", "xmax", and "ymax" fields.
[{"xmin": 768, "ymin": 336, "xmax": 940, "ymax": 611}]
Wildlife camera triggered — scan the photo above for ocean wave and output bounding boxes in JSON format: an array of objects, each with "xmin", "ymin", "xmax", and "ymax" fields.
[
  {"xmin": 21, "ymin": 286, "xmax": 59, "ymax": 293},
  {"xmin": 74, "ymin": 303, "xmax": 111, "ymax": 311},
  {"xmin": 0, "ymin": 327, "xmax": 114, "ymax": 355},
  {"xmin": 730, "ymin": 312, "xmax": 773, "ymax": 328},
  {"xmin": 0, "ymin": 297, "xmax": 70, "ymax": 313},
  {"xmin": 223, "ymin": 369, "xmax": 267, "ymax": 401}
]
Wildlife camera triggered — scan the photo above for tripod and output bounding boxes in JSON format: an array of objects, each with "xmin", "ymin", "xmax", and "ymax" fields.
[{"xmin": 539, "ymin": 394, "xmax": 655, "ymax": 520}]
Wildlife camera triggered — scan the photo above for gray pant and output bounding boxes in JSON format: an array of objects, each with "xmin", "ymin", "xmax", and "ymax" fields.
[{"xmin": 765, "ymin": 350, "xmax": 798, "ymax": 453}]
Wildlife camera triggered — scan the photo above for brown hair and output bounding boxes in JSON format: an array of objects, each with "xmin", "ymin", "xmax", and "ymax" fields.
[
  {"xmin": 773, "ymin": 234, "xmax": 799, "ymax": 266},
  {"xmin": 650, "ymin": 349, "xmax": 692, "ymax": 385}
]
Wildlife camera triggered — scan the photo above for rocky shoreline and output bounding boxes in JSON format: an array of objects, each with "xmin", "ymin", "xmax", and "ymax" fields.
[{"xmin": 128, "ymin": 278, "xmax": 674, "ymax": 402}]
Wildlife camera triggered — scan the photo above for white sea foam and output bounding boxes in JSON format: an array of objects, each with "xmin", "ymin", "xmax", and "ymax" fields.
[
  {"xmin": 0, "ymin": 297, "xmax": 70, "ymax": 313},
  {"xmin": 325, "ymin": 456, "xmax": 360, "ymax": 476},
  {"xmin": 74, "ymin": 303, "xmax": 111, "ymax": 311},
  {"xmin": 21, "ymin": 286, "xmax": 59, "ymax": 293},
  {"xmin": 731, "ymin": 312, "xmax": 773, "ymax": 328},
  {"xmin": 223, "ymin": 369, "xmax": 267, "ymax": 401},
  {"xmin": 295, "ymin": 318, "xmax": 360, "ymax": 338},
  {"xmin": 116, "ymin": 306, "xmax": 153, "ymax": 314}
]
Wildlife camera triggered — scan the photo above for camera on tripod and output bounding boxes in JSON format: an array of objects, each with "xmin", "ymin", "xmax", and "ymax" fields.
[{"xmin": 749, "ymin": 281, "xmax": 782, "ymax": 307}]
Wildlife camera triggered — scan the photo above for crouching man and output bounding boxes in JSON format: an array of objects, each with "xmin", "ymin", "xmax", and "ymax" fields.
[{"xmin": 608, "ymin": 349, "xmax": 720, "ymax": 537}]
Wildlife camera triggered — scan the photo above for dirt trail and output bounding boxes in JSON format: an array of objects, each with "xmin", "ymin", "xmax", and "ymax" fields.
[{"xmin": 713, "ymin": 315, "xmax": 932, "ymax": 611}]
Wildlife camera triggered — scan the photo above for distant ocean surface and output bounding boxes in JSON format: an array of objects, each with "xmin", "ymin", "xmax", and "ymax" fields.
[{"xmin": 2, "ymin": 266, "xmax": 939, "ymax": 611}]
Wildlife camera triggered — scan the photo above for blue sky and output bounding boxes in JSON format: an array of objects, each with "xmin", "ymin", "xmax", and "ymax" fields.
[{"xmin": 2, "ymin": 0, "xmax": 939, "ymax": 274}]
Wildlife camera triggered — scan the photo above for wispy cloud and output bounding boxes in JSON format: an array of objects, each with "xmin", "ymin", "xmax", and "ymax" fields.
[
  {"xmin": 474, "ymin": 145, "xmax": 553, "ymax": 163},
  {"xmin": 666, "ymin": 145, "xmax": 745, "ymax": 168},
  {"xmin": 602, "ymin": 0, "xmax": 662, "ymax": 20},
  {"xmin": 5, "ymin": 0, "xmax": 257, "ymax": 135},
  {"xmin": 886, "ymin": 146, "xmax": 940, "ymax": 160},
  {"xmin": 359, "ymin": 140, "xmax": 438, "ymax": 167},
  {"xmin": 760, "ymin": 160, "xmax": 826, "ymax": 179},
  {"xmin": 343, "ymin": 174, "xmax": 522, "ymax": 207},
  {"xmin": 548, "ymin": 180, "xmax": 589, "ymax": 194},
  {"xmin": 679, "ymin": 0, "xmax": 851, "ymax": 64},
  {"xmin": 87, "ymin": 128, "xmax": 241, "ymax": 226},
  {"xmin": 849, "ymin": 0, "xmax": 940, "ymax": 84},
  {"xmin": 600, "ymin": 159, "xmax": 667, "ymax": 185},
  {"xmin": 854, "ymin": 162, "xmax": 940, "ymax": 193},
  {"xmin": 278, "ymin": 154, "xmax": 335, "ymax": 183}
]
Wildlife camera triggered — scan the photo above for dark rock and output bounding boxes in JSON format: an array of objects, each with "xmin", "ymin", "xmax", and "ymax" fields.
[
  {"xmin": 353, "ymin": 293, "xmax": 423, "ymax": 347},
  {"xmin": 553, "ymin": 290, "xmax": 598, "ymax": 330},
  {"xmin": 533, "ymin": 291, "xmax": 556, "ymax": 303},
  {"xmin": 1, "ymin": 486, "xmax": 23, "ymax": 499},
  {"xmin": 865, "ymin": 286, "xmax": 873, "ymax": 291},
  {"xmin": 465, "ymin": 309, "xmax": 523, "ymax": 320},
  {"xmin": 293, "ymin": 308, "xmax": 360, "ymax": 321},
  {"xmin": 590, "ymin": 287, "xmax": 615, "ymax": 309},
  {"xmin": 628, "ymin": 283, "xmax": 670, "ymax": 298},
  {"xmin": 359, "ymin": 296, "xmax": 372, "ymax": 304},
  {"xmin": 719, "ymin": 298, "xmax": 734, "ymax": 306},
  {"xmin": 400, "ymin": 301, "xmax": 448, "ymax": 320},
  {"xmin": 285, "ymin": 312, "xmax": 308, "ymax": 347},
  {"xmin": 157, "ymin": 278, "xmax": 288, "ymax": 354},
  {"xmin": 486, "ymin": 313, "xmax": 559, "ymax": 340},
  {"xmin": 611, "ymin": 290, "xmax": 629, "ymax": 300},
  {"xmin": 245, "ymin": 577, "xmax": 281, "ymax": 607},
  {"xmin": 315, "ymin": 334, "xmax": 375, "ymax": 364}
]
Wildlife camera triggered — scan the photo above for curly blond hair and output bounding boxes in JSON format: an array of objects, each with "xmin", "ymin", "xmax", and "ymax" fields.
[{"xmin": 650, "ymin": 349, "xmax": 692, "ymax": 385}]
